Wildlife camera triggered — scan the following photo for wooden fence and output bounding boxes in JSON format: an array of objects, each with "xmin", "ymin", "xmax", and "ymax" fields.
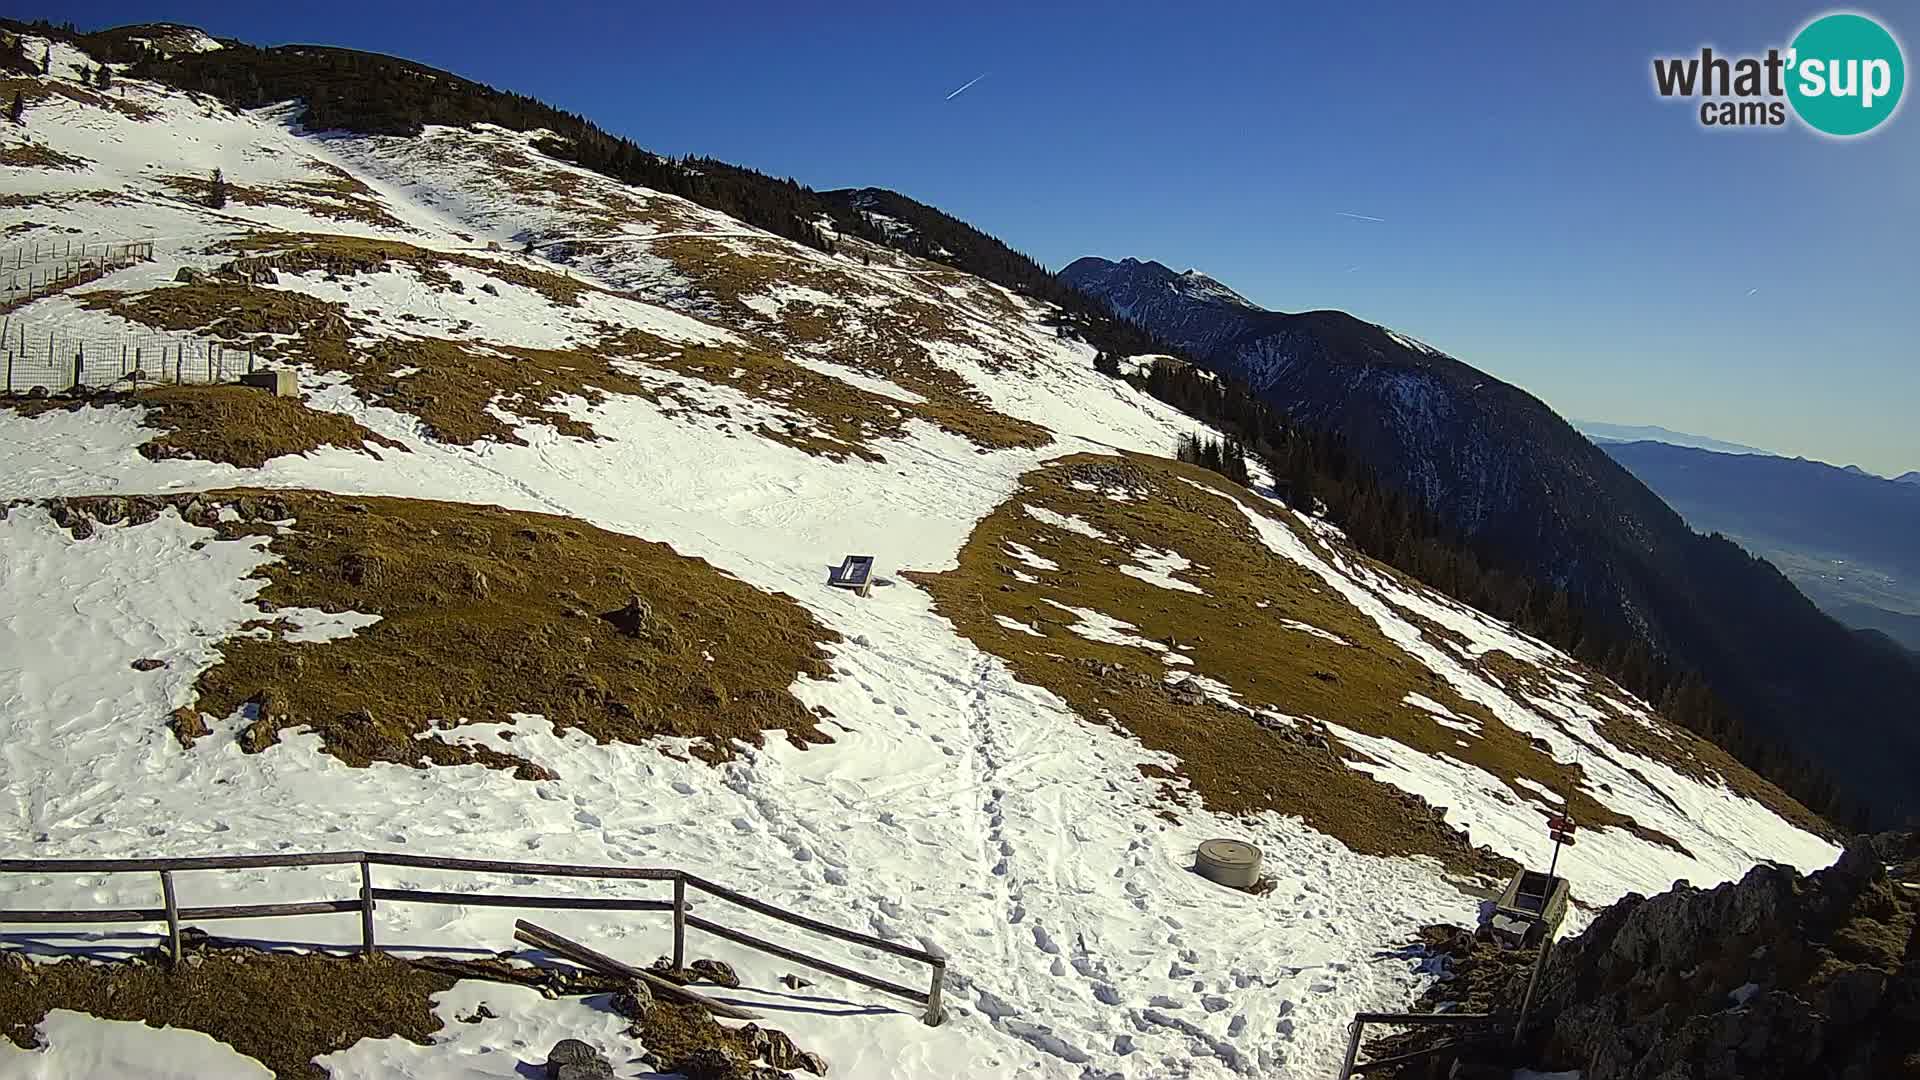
[{"xmin": 0, "ymin": 851, "xmax": 947, "ymax": 1025}]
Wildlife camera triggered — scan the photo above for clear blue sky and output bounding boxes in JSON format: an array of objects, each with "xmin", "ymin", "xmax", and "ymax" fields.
[{"xmin": 34, "ymin": 0, "xmax": 1920, "ymax": 475}]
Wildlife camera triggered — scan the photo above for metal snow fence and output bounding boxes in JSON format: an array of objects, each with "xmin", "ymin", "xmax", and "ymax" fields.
[
  {"xmin": 0, "ymin": 241, "xmax": 155, "ymax": 308},
  {"xmin": 0, "ymin": 319, "xmax": 258, "ymax": 396}
]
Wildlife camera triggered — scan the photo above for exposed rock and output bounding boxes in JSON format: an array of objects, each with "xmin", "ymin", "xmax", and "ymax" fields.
[
  {"xmin": 25, "ymin": 385, "xmax": 49, "ymax": 399},
  {"xmin": 238, "ymin": 717, "xmax": 278, "ymax": 754},
  {"xmin": 612, "ymin": 977, "xmax": 654, "ymax": 1019},
  {"xmin": 602, "ymin": 594, "xmax": 655, "ymax": 638},
  {"xmin": 1166, "ymin": 677, "xmax": 1207, "ymax": 706},
  {"xmin": 131, "ymin": 658, "xmax": 166, "ymax": 672},
  {"xmin": 1509, "ymin": 834, "xmax": 1919, "ymax": 1079},
  {"xmin": 667, "ymin": 1048, "xmax": 739, "ymax": 1080},
  {"xmin": 688, "ymin": 958, "xmax": 740, "ymax": 988},
  {"xmin": 339, "ymin": 549, "xmax": 385, "ymax": 587},
  {"xmin": 740, "ymin": 1023, "xmax": 828, "ymax": 1075},
  {"xmin": 173, "ymin": 265, "xmax": 204, "ymax": 283},
  {"xmin": 545, "ymin": 1039, "xmax": 609, "ymax": 1079}
]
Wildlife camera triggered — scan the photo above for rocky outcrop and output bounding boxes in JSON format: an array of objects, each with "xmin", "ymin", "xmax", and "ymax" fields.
[{"xmin": 1516, "ymin": 834, "xmax": 1919, "ymax": 1079}]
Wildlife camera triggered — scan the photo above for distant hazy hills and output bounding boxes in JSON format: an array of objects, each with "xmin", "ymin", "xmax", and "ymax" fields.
[
  {"xmin": 1574, "ymin": 421, "xmax": 1770, "ymax": 458},
  {"xmin": 1601, "ymin": 440, "xmax": 1920, "ymax": 654}
]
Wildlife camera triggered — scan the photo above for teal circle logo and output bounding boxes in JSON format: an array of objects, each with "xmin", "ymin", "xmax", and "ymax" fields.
[{"xmin": 1787, "ymin": 13, "xmax": 1905, "ymax": 136}]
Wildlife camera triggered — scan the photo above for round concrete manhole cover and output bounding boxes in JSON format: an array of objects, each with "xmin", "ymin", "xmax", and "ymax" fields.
[{"xmin": 1195, "ymin": 838, "xmax": 1263, "ymax": 888}]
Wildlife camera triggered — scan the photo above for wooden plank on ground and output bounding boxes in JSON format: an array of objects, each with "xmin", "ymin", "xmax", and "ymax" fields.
[{"xmin": 513, "ymin": 919, "xmax": 761, "ymax": 1021}]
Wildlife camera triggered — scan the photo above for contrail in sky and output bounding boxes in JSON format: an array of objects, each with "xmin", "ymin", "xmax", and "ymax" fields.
[
  {"xmin": 1336, "ymin": 211, "xmax": 1386, "ymax": 222},
  {"xmin": 945, "ymin": 72, "xmax": 989, "ymax": 100}
]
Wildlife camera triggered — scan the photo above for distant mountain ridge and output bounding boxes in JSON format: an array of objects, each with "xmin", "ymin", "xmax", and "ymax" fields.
[
  {"xmin": 1061, "ymin": 254, "xmax": 1920, "ymax": 824},
  {"xmin": 1574, "ymin": 421, "xmax": 1770, "ymax": 457},
  {"xmin": 1602, "ymin": 440, "xmax": 1920, "ymax": 654}
]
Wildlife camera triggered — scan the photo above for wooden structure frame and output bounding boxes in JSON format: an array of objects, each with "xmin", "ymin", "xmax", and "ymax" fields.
[{"xmin": 827, "ymin": 555, "xmax": 875, "ymax": 597}]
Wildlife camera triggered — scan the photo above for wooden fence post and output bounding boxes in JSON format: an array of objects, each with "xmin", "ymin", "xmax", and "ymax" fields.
[
  {"xmin": 159, "ymin": 870, "xmax": 181, "ymax": 965},
  {"xmin": 73, "ymin": 345, "xmax": 82, "ymax": 390},
  {"xmin": 922, "ymin": 958, "xmax": 946, "ymax": 1026},
  {"xmin": 1512, "ymin": 935, "xmax": 1555, "ymax": 1048},
  {"xmin": 672, "ymin": 873, "xmax": 686, "ymax": 971},
  {"xmin": 359, "ymin": 857, "xmax": 376, "ymax": 957}
]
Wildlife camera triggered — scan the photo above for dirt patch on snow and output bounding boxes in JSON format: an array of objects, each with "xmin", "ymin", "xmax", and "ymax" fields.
[
  {"xmin": 0, "ymin": 944, "xmax": 454, "ymax": 1079},
  {"xmin": 0, "ymin": 142, "xmax": 90, "ymax": 170},
  {"xmin": 911, "ymin": 453, "xmax": 1536, "ymax": 879},
  {"xmin": 161, "ymin": 490, "xmax": 839, "ymax": 773}
]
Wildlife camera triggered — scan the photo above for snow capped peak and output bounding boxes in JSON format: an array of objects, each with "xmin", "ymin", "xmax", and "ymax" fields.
[{"xmin": 1174, "ymin": 266, "xmax": 1257, "ymax": 308}]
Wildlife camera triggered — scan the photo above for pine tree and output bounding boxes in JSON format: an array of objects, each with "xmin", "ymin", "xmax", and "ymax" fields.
[
  {"xmin": 40, "ymin": 47, "xmax": 50, "ymax": 75},
  {"xmin": 209, "ymin": 168, "xmax": 227, "ymax": 210},
  {"xmin": 97, "ymin": 65, "xmax": 112, "ymax": 91},
  {"xmin": 8, "ymin": 91, "xmax": 22, "ymax": 125}
]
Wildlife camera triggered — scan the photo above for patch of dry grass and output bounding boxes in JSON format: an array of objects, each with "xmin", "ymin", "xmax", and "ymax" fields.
[
  {"xmin": 0, "ymin": 189, "xmax": 130, "ymax": 212},
  {"xmin": 219, "ymin": 232, "xmax": 593, "ymax": 306},
  {"xmin": 911, "ymin": 454, "xmax": 1748, "ymax": 877},
  {"xmin": 133, "ymin": 384, "xmax": 408, "ymax": 468},
  {"xmin": 0, "ymin": 75, "xmax": 156, "ymax": 121},
  {"xmin": 0, "ymin": 945, "xmax": 454, "ymax": 1079},
  {"xmin": 168, "ymin": 490, "xmax": 838, "ymax": 774},
  {"xmin": 0, "ymin": 142, "xmax": 90, "ymax": 170},
  {"xmin": 158, "ymin": 173, "xmax": 411, "ymax": 231},
  {"xmin": 648, "ymin": 235, "xmax": 1048, "ymax": 453},
  {"xmin": 0, "ymin": 385, "xmax": 405, "ymax": 468},
  {"xmin": 81, "ymin": 234, "xmax": 1045, "ymax": 458},
  {"xmin": 80, "ymin": 281, "xmax": 352, "ymax": 339}
]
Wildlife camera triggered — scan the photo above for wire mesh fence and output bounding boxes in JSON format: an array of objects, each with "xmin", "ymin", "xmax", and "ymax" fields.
[
  {"xmin": 0, "ymin": 319, "xmax": 260, "ymax": 396},
  {"xmin": 0, "ymin": 241, "xmax": 157, "ymax": 308}
]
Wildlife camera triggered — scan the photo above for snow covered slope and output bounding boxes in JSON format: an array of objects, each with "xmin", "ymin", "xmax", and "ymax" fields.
[{"xmin": 0, "ymin": 32, "xmax": 1840, "ymax": 1079}]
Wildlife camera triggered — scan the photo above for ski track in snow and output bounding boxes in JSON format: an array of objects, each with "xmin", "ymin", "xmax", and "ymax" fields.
[{"xmin": 0, "ymin": 42, "xmax": 1842, "ymax": 1079}]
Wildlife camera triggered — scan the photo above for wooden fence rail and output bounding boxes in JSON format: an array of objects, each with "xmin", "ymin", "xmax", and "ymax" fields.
[{"xmin": 0, "ymin": 851, "xmax": 947, "ymax": 1025}]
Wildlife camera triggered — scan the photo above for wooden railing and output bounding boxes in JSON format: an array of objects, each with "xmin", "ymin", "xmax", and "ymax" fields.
[
  {"xmin": 1336, "ymin": 934, "xmax": 1557, "ymax": 1076},
  {"xmin": 0, "ymin": 851, "xmax": 946, "ymax": 1025}
]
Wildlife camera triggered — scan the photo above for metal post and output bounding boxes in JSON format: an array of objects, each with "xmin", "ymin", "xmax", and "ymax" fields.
[
  {"xmin": 1338, "ymin": 1019, "xmax": 1365, "ymax": 1079},
  {"xmin": 73, "ymin": 345, "xmax": 82, "ymax": 390},
  {"xmin": 672, "ymin": 873, "xmax": 686, "ymax": 971},
  {"xmin": 1512, "ymin": 935, "xmax": 1554, "ymax": 1049},
  {"xmin": 922, "ymin": 958, "xmax": 947, "ymax": 1026},
  {"xmin": 359, "ymin": 857, "xmax": 376, "ymax": 956},
  {"xmin": 160, "ymin": 870, "xmax": 181, "ymax": 965}
]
